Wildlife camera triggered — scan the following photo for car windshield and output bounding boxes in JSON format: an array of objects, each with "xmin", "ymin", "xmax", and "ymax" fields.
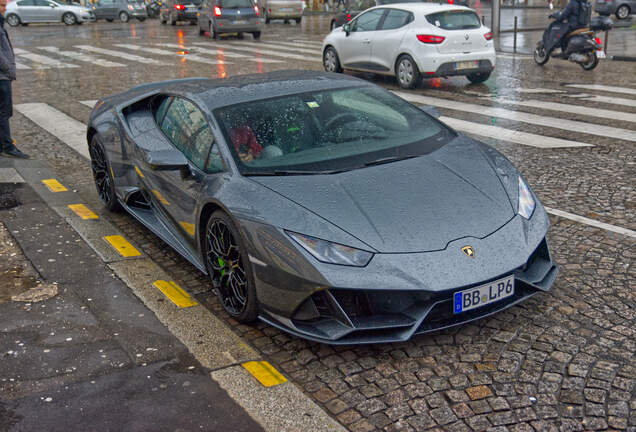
[
  {"xmin": 220, "ymin": 0, "xmax": 252, "ymax": 6},
  {"xmin": 426, "ymin": 10, "xmax": 481, "ymax": 30},
  {"xmin": 215, "ymin": 86, "xmax": 454, "ymax": 175}
]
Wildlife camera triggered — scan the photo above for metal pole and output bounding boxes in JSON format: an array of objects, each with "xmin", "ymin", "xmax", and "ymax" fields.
[
  {"xmin": 491, "ymin": 0, "xmax": 500, "ymax": 36},
  {"xmin": 604, "ymin": 30, "xmax": 609, "ymax": 54},
  {"xmin": 482, "ymin": 15, "xmax": 485, "ymax": 25},
  {"xmin": 513, "ymin": 16, "xmax": 518, "ymax": 53}
]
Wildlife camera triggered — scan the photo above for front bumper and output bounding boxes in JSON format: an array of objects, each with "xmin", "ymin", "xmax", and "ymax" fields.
[
  {"xmin": 261, "ymin": 238, "xmax": 557, "ymax": 344},
  {"xmin": 79, "ymin": 12, "xmax": 97, "ymax": 22}
]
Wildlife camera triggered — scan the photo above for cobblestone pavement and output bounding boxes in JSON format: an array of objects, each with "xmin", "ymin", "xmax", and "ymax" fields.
[{"xmin": 5, "ymin": 17, "xmax": 636, "ymax": 432}]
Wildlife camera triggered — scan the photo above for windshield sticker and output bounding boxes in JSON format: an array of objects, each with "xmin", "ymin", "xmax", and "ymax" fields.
[{"xmin": 306, "ymin": 101, "xmax": 319, "ymax": 108}]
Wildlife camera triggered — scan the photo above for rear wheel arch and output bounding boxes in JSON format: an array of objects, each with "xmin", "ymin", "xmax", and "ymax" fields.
[{"xmin": 87, "ymin": 127, "xmax": 98, "ymax": 147}]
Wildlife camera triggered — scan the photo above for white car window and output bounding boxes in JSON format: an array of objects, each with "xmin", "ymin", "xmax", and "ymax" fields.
[
  {"xmin": 351, "ymin": 8, "xmax": 384, "ymax": 31},
  {"xmin": 380, "ymin": 8, "xmax": 411, "ymax": 30}
]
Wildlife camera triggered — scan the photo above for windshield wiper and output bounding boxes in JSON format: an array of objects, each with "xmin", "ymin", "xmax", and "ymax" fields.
[
  {"xmin": 363, "ymin": 155, "xmax": 418, "ymax": 167},
  {"xmin": 243, "ymin": 169, "xmax": 349, "ymax": 176}
]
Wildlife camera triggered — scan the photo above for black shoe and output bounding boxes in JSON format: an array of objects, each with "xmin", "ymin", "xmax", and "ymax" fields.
[{"xmin": 1, "ymin": 145, "xmax": 30, "ymax": 159}]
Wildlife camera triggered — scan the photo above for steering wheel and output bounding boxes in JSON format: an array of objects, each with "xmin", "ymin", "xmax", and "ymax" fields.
[{"xmin": 324, "ymin": 112, "xmax": 360, "ymax": 130}]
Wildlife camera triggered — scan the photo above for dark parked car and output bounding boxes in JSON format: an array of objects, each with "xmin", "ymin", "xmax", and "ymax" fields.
[
  {"xmin": 87, "ymin": 70, "xmax": 557, "ymax": 344},
  {"xmin": 594, "ymin": 0, "xmax": 634, "ymax": 19},
  {"xmin": 197, "ymin": 0, "xmax": 262, "ymax": 39},
  {"xmin": 159, "ymin": 0, "xmax": 200, "ymax": 24},
  {"xmin": 329, "ymin": 0, "xmax": 466, "ymax": 30},
  {"xmin": 92, "ymin": 0, "xmax": 147, "ymax": 22}
]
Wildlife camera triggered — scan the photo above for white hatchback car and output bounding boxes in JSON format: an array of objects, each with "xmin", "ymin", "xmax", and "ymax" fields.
[{"xmin": 322, "ymin": 3, "xmax": 496, "ymax": 88}]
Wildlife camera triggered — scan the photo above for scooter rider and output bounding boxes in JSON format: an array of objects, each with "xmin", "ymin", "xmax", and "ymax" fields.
[{"xmin": 549, "ymin": 0, "xmax": 591, "ymax": 51}]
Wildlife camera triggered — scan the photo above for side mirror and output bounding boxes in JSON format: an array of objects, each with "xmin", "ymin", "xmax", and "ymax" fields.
[
  {"xmin": 420, "ymin": 105, "xmax": 441, "ymax": 118},
  {"xmin": 145, "ymin": 149, "xmax": 189, "ymax": 171},
  {"xmin": 343, "ymin": 23, "xmax": 350, "ymax": 35},
  {"xmin": 50, "ymin": 3, "xmax": 58, "ymax": 7}
]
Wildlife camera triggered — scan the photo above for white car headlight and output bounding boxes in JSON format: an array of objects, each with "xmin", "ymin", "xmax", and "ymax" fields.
[
  {"xmin": 518, "ymin": 176, "xmax": 536, "ymax": 219},
  {"xmin": 287, "ymin": 231, "xmax": 373, "ymax": 267}
]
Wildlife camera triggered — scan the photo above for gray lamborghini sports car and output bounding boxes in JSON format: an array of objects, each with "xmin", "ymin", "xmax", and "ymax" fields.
[{"xmin": 87, "ymin": 71, "xmax": 558, "ymax": 344}]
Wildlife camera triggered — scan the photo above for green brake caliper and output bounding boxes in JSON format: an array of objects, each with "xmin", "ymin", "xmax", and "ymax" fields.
[{"xmin": 218, "ymin": 257, "xmax": 226, "ymax": 277}]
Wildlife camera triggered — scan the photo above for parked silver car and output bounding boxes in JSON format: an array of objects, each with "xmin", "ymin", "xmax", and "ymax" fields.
[
  {"xmin": 594, "ymin": 0, "xmax": 634, "ymax": 19},
  {"xmin": 5, "ymin": 0, "xmax": 96, "ymax": 26},
  {"xmin": 92, "ymin": 0, "xmax": 148, "ymax": 22}
]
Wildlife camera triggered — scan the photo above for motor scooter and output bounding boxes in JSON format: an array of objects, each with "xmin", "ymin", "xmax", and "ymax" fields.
[{"xmin": 534, "ymin": 15, "xmax": 613, "ymax": 70}]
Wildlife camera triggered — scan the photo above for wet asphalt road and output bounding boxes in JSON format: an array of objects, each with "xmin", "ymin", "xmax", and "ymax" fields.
[{"xmin": 1, "ymin": 14, "xmax": 635, "ymax": 432}]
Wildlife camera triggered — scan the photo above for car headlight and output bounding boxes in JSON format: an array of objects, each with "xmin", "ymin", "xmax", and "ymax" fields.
[
  {"xmin": 518, "ymin": 176, "xmax": 535, "ymax": 219},
  {"xmin": 287, "ymin": 231, "xmax": 373, "ymax": 267}
]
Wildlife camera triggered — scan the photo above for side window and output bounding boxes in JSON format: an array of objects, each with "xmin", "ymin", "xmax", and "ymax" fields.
[
  {"xmin": 160, "ymin": 98, "xmax": 217, "ymax": 172},
  {"xmin": 155, "ymin": 96, "xmax": 172, "ymax": 125},
  {"xmin": 206, "ymin": 143, "xmax": 224, "ymax": 173},
  {"xmin": 34, "ymin": 0, "xmax": 50, "ymax": 6},
  {"xmin": 351, "ymin": 8, "xmax": 384, "ymax": 32},
  {"xmin": 380, "ymin": 9, "xmax": 411, "ymax": 30},
  {"xmin": 17, "ymin": 0, "xmax": 36, "ymax": 5}
]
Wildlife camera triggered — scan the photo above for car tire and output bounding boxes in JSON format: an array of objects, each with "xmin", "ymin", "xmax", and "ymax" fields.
[
  {"xmin": 204, "ymin": 210, "xmax": 258, "ymax": 323},
  {"xmin": 330, "ymin": 19, "xmax": 337, "ymax": 30},
  {"xmin": 237, "ymin": 32, "xmax": 244, "ymax": 39},
  {"xmin": 21, "ymin": 23, "xmax": 29, "ymax": 26},
  {"xmin": 169, "ymin": 13, "xmax": 176, "ymax": 25},
  {"xmin": 209, "ymin": 22, "xmax": 218, "ymax": 39},
  {"xmin": 199, "ymin": 24, "xmax": 205, "ymax": 35},
  {"xmin": 265, "ymin": 12, "xmax": 270, "ymax": 23},
  {"xmin": 284, "ymin": 18, "xmax": 289, "ymax": 24},
  {"xmin": 159, "ymin": 13, "xmax": 166, "ymax": 23},
  {"xmin": 5, "ymin": 14, "xmax": 20, "ymax": 27},
  {"xmin": 295, "ymin": 17, "xmax": 301, "ymax": 24},
  {"xmin": 396, "ymin": 54, "xmax": 421, "ymax": 89},
  {"xmin": 106, "ymin": 18, "xmax": 114, "ymax": 22},
  {"xmin": 580, "ymin": 51, "xmax": 599, "ymax": 70},
  {"xmin": 466, "ymin": 71, "xmax": 491, "ymax": 84},
  {"xmin": 534, "ymin": 42, "xmax": 550, "ymax": 65},
  {"xmin": 137, "ymin": 17, "xmax": 146, "ymax": 21},
  {"xmin": 119, "ymin": 11, "xmax": 129, "ymax": 22},
  {"xmin": 62, "ymin": 12, "xmax": 77, "ymax": 25},
  {"xmin": 616, "ymin": 4, "xmax": 630, "ymax": 19},
  {"xmin": 89, "ymin": 136, "xmax": 121, "ymax": 213},
  {"xmin": 252, "ymin": 31, "xmax": 261, "ymax": 39},
  {"xmin": 323, "ymin": 46, "xmax": 343, "ymax": 73}
]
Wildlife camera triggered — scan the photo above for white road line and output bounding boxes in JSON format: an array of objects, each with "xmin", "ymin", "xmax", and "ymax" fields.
[
  {"xmin": 15, "ymin": 62, "xmax": 31, "ymax": 70},
  {"xmin": 193, "ymin": 42, "xmax": 320, "ymax": 62},
  {"xmin": 491, "ymin": 97, "xmax": 636, "ymax": 123},
  {"xmin": 156, "ymin": 43, "xmax": 283, "ymax": 63},
  {"xmin": 440, "ymin": 116, "xmax": 592, "ymax": 148},
  {"xmin": 291, "ymin": 39, "xmax": 323, "ymax": 47},
  {"xmin": 114, "ymin": 44, "xmax": 231, "ymax": 65},
  {"xmin": 545, "ymin": 207, "xmax": 636, "ymax": 239},
  {"xmin": 80, "ymin": 100, "xmax": 98, "ymax": 108},
  {"xmin": 15, "ymin": 103, "xmax": 89, "ymax": 160},
  {"xmin": 233, "ymin": 40, "xmax": 320, "ymax": 55},
  {"xmin": 276, "ymin": 41, "xmax": 324, "ymax": 50},
  {"xmin": 496, "ymin": 54, "xmax": 532, "ymax": 60},
  {"xmin": 566, "ymin": 84, "xmax": 636, "ymax": 96},
  {"xmin": 516, "ymin": 88, "xmax": 566, "ymax": 94},
  {"xmin": 12, "ymin": 48, "xmax": 78, "ymax": 69},
  {"xmin": 567, "ymin": 93, "xmax": 636, "ymax": 108},
  {"xmin": 74, "ymin": 45, "xmax": 166, "ymax": 65},
  {"xmin": 394, "ymin": 91, "xmax": 636, "ymax": 143},
  {"xmin": 40, "ymin": 46, "xmax": 125, "ymax": 68}
]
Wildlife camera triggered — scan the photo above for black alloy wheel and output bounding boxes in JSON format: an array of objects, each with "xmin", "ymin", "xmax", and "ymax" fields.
[
  {"xmin": 119, "ymin": 11, "xmax": 129, "ymax": 22},
  {"xmin": 616, "ymin": 4, "xmax": 630, "ymax": 19},
  {"xmin": 205, "ymin": 211, "xmax": 258, "ymax": 322},
  {"xmin": 534, "ymin": 42, "xmax": 550, "ymax": 65},
  {"xmin": 89, "ymin": 137, "xmax": 121, "ymax": 212}
]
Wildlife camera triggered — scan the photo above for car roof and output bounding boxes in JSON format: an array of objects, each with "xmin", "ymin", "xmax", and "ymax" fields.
[{"xmin": 369, "ymin": 2, "xmax": 473, "ymax": 13}]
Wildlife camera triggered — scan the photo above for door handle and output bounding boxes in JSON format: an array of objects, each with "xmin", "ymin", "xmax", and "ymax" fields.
[{"xmin": 362, "ymin": 39, "xmax": 371, "ymax": 44}]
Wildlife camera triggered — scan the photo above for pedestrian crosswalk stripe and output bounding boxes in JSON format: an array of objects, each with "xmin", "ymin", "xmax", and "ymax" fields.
[
  {"xmin": 277, "ymin": 40, "xmax": 322, "ymax": 50},
  {"xmin": 566, "ymin": 84, "xmax": 636, "ymax": 96},
  {"xmin": 15, "ymin": 103, "xmax": 90, "ymax": 160},
  {"xmin": 490, "ymin": 97, "xmax": 636, "ymax": 123},
  {"xmin": 13, "ymin": 48, "xmax": 78, "ymax": 69},
  {"xmin": 75, "ymin": 45, "xmax": 167, "ymax": 65},
  {"xmin": 566, "ymin": 93, "xmax": 636, "ymax": 108},
  {"xmin": 516, "ymin": 88, "xmax": 566, "ymax": 94},
  {"xmin": 80, "ymin": 100, "xmax": 98, "ymax": 108},
  {"xmin": 40, "ymin": 46, "xmax": 125, "ymax": 68},
  {"xmin": 394, "ymin": 91, "xmax": 636, "ymax": 143},
  {"xmin": 157, "ymin": 43, "xmax": 283, "ymax": 63},
  {"xmin": 440, "ymin": 116, "xmax": 592, "ymax": 148},
  {"xmin": 114, "ymin": 44, "xmax": 230, "ymax": 65},
  {"xmin": 233, "ymin": 40, "xmax": 320, "ymax": 55},
  {"xmin": 291, "ymin": 39, "xmax": 323, "ymax": 48},
  {"xmin": 193, "ymin": 41, "xmax": 320, "ymax": 62},
  {"xmin": 15, "ymin": 62, "xmax": 31, "ymax": 70}
]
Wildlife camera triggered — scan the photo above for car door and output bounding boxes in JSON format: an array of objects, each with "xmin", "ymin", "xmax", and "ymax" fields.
[
  {"xmin": 101, "ymin": 0, "xmax": 118, "ymax": 19},
  {"xmin": 153, "ymin": 97, "xmax": 225, "ymax": 247},
  {"xmin": 32, "ymin": 0, "xmax": 57, "ymax": 22},
  {"xmin": 339, "ymin": 8, "xmax": 385, "ymax": 69},
  {"xmin": 370, "ymin": 8, "xmax": 412, "ymax": 72},
  {"xmin": 14, "ymin": 0, "xmax": 36, "ymax": 22}
]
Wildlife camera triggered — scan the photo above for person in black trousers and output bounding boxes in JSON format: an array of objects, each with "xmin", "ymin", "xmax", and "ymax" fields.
[{"xmin": 0, "ymin": 0, "xmax": 29, "ymax": 159}]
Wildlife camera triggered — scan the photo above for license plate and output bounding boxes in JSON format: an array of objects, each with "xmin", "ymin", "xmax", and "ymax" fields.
[
  {"xmin": 233, "ymin": 19, "xmax": 247, "ymax": 24},
  {"xmin": 597, "ymin": 50, "xmax": 606, "ymax": 58},
  {"xmin": 280, "ymin": 7, "xmax": 292, "ymax": 11},
  {"xmin": 186, "ymin": 7, "xmax": 196, "ymax": 11},
  {"xmin": 455, "ymin": 60, "xmax": 479, "ymax": 70},
  {"xmin": 453, "ymin": 275, "xmax": 514, "ymax": 314}
]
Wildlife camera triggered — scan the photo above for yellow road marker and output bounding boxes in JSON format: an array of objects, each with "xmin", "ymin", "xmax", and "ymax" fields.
[
  {"xmin": 153, "ymin": 280, "xmax": 198, "ymax": 307},
  {"xmin": 179, "ymin": 221, "xmax": 195, "ymax": 237},
  {"xmin": 42, "ymin": 179, "xmax": 68, "ymax": 192},
  {"xmin": 152, "ymin": 189, "xmax": 170, "ymax": 205},
  {"xmin": 104, "ymin": 235, "xmax": 141, "ymax": 257},
  {"xmin": 134, "ymin": 166, "xmax": 144, "ymax": 178},
  {"xmin": 68, "ymin": 204, "xmax": 99, "ymax": 220},
  {"xmin": 242, "ymin": 361, "xmax": 287, "ymax": 387}
]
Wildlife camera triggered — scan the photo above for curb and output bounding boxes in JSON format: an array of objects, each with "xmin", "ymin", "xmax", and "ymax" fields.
[{"xmin": 610, "ymin": 55, "xmax": 636, "ymax": 62}]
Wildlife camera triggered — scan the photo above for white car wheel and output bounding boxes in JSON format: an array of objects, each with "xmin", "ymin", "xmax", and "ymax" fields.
[
  {"xmin": 396, "ymin": 55, "xmax": 421, "ymax": 89},
  {"xmin": 63, "ymin": 12, "xmax": 77, "ymax": 25},
  {"xmin": 6, "ymin": 14, "xmax": 20, "ymax": 27}
]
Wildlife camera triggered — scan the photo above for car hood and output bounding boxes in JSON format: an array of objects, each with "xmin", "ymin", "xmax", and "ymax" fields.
[{"xmin": 251, "ymin": 138, "xmax": 515, "ymax": 253}]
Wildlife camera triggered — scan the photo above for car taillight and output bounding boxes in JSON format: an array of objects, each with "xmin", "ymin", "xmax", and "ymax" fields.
[
  {"xmin": 346, "ymin": 13, "xmax": 351, "ymax": 20},
  {"xmin": 595, "ymin": 37, "xmax": 602, "ymax": 46},
  {"xmin": 213, "ymin": 5, "xmax": 221, "ymax": 15},
  {"xmin": 254, "ymin": 4, "xmax": 259, "ymax": 15},
  {"xmin": 483, "ymin": 32, "xmax": 493, "ymax": 40},
  {"xmin": 174, "ymin": 3, "xmax": 185, "ymax": 9},
  {"xmin": 128, "ymin": 4, "xmax": 134, "ymax": 10},
  {"xmin": 417, "ymin": 34, "xmax": 445, "ymax": 44},
  {"xmin": 448, "ymin": 0, "xmax": 454, "ymax": 3}
]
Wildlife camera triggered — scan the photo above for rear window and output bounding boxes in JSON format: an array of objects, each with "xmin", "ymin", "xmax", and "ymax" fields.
[
  {"xmin": 220, "ymin": 0, "xmax": 253, "ymax": 6},
  {"xmin": 426, "ymin": 10, "xmax": 481, "ymax": 30}
]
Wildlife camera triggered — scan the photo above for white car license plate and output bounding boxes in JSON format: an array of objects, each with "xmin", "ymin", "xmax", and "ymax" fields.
[
  {"xmin": 280, "ymin": 7, "xmax": 292, "ymax": 11},
  {"xmin": 453, "ymin": 275, "xmax": 514, "ymax": 314},
  {"xmin": 186, "ymin": 7, "xmax": 196, "ymax": 12},
  {"xmin": 233, "ymin": 19, "xmax": 247, "ymax": 24},
  {"xmin": 455, "ymin": 60, "xmax": 479, "ymax": 70},
  {"xmin": 597, "ymin": 49, "xmax": 606, "ymax": 58}
]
